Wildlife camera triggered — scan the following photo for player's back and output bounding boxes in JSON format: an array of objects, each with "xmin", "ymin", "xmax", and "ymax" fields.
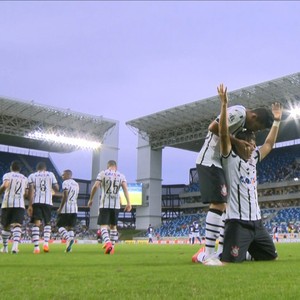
[
  {"xmin": 28, "ymin": 170, "xmax": 57, "ymax": 205},
  {"xmin": 62, "ymin": 178, "xmax": 79, "ymax": 213},
  {"xmin": 2, "ymin": 171, "xmax": 28, "ymax": 208},
  {"xmin": 99, "ymin": 168, "xmax": 126, "ymax": 209}
]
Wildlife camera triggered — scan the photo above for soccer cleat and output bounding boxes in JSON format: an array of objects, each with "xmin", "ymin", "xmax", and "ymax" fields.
[
  {"xmin": 192, "ymin": 247, "xmax": 205, "ymax": 263},
  {"xmin": 11, "ymin": 248, "xmax": 19, "ymax": 254},
  {"xmin": 43, "ymin": 245, "xmax": 49, "ymax": 253},
  {"xmin": 103, "ymin": 242, "xmax": 113, "ymax": 254},
  {"xmin": 33, "ymin": 248, "xmax": 40, "ymax": 254},
  {"xmin": 1, "ymin": 247, "xmax": 9, "ymax": 253},
  {"xmin": 212, "ymin": 252, "xmax": 222, "ymax": 260},
  {"xmin": 203, "ymin": 257, "xmax": 224, "ymax": 266},
  {"xmin": 109, "ymin": 247, "xmax": 115, "ymax": 255},
  {"xmin": 65, "ymin": 239, "xmax": 74, "ymax": 253}
]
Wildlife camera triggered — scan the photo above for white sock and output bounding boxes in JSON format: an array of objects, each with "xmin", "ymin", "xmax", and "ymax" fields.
[
  {"xmin": 1, "ymin": 230, "xmax": 11, "ymax": 249},
  {"xmin": 44, "ymin": 225, "xmax": 51, "ymax": 245},
  {"xmin": 216, "ymin": 212, "xmax": 226, "ymax": 256},
  {"xmin": 205, "ymin": 210, "xmax": 223, "ymax": 257},
  {"xmin": 32, "ymin": 226, "xmax": 40, "ymax": 248},
  {"xmin": 12, "ymin": 226, "xmax": 22, "ymax": 251},
  {"xmin": 58, "ymin": 227, "xmax": 69, "ymax": 241},
  {"xmin": 68, "ymin": 230, "xmax": 74, "ymax": 240}
]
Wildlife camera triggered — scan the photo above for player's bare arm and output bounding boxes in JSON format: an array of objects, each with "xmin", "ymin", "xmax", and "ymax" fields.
[
  {"xmin": 58, "ymin": 190, "xmax": 68, "ymax": 214},
  {"xmin": 87, "ymin": 181, "xmax": 101, "ymax": 207},
  {"xmin": 210, "ymin": 84, "xmax": 254, "ymax": 160},
  {"xmin": 27, "ymin": 184, "xmax": 34, "ymax": 216},
  {"xmin": 259, "ymin": 102, "xmax": 283, "ymax": 160},
  {"xmin": 121, "ymin": 181, "xmax": 132, "ymax": 212},
  {"xmin": 53, "ymin": 183, "xmax": 60, "ymax": 193},
  {"xmin": 0, "ymin": 180, "xmax": 9, "ymax": 194},
  {"xmin": 218, "ymin": 83, "xmax": 231, "ymax": 156}
]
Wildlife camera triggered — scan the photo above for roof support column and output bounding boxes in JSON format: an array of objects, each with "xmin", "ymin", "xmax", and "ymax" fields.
[
  {"xmin": 135, "ymin": 135, "xmax": 162, "ymax": 230},
  {"xmin": 89, "ymin": 122, "xmax": 119, "ymax": 230}
]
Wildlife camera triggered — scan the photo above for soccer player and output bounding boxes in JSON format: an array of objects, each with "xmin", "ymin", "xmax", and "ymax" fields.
[
  {"xmin": 192, "ymin": 220, "xmax": 202, "ymax": 244},
  {"xmin": 0, "ymin": 161, "xmax": 28, "ymax": 254},
  {"xmin": 188, "ymin": 223, "xmax": 194, "ymax": 244},
  {"xmin": 56, "ymin": 169, "xmax": 79, "ymax": 253},
  {"xmin": 147, "ymin": 224, "xmax": 154, "ymax": 243},
  {"xmin": 273, "ymin": 225, "xmax": 279, "ymax": 243},
  {"xmin": 193, "ymin": 85, "xmax": 274, "ymax": 264},
  {"xmin": 27, "ymin": 161, "xmax": 59, "ymax": 254},
  {"xmin": 219, "ymin": 83, "xmax": 281, "ymax": 262},
  {"xmin": 88, "ymin": 160, "xmax": 131, "ymax": 254}
]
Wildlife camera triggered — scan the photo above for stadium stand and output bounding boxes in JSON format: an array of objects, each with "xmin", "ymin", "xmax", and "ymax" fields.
[
  {"xmin": 257, "ymin": 144, "xmax": 300, "ymax": 184},
  {"xmin": 136, "ymin": 213, "xmax": 206, "ymax": 239},
  {"xmin": 263, "ymin": 207, "xmax": 300, "ymax": 233}
]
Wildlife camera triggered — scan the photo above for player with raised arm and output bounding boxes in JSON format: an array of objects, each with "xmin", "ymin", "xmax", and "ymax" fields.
[
  {"xmin": 219, "ymin": 83, "xmax": 281, "ymax": 262},
  {"xmin": 88, "ymin": 160, "xmax": 131, "ymax": 254},
  {"xmin": 193, "ymin": 85, "xmax": 274, "ymax": 265}
]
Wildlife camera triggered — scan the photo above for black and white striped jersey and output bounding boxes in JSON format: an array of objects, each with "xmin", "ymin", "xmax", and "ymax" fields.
[
  {"xmin": 97, "ymin": 169, "xmax": 126, "ymax": 209},
  {"xmin": 1, "ymin": 172, "xmax": 28, "ymax": 208},
  {"xmin": 222, "ymin": 149, "xmax": 261, "ymax": 221},
  {"xmin": 196, "ymin": 105, "xmax": 246, "ymax": 168},
  {"xmin": 60, "ymin": 178, "xmax": 79, "ymax": 214},
  {"xmin": 28, "ymin": 170, "xmax": 58, "ymax": 205}
]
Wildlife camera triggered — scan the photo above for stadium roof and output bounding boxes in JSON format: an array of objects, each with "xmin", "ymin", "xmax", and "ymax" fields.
[
  {"xmin": 127, "ymin": 72, "xmax": 300, "ymax": 152},
  {"xmin": 0, "ymin": 97, "xmax": 117, "ymax": 153}
]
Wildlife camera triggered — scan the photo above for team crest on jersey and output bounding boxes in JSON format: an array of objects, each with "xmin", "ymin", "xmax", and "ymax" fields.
[
  {"xmin": 220, "ymin": 184, "xmax": 227, "ymax": 196},
  {"xmin": 231, "ymin": 246, "xmax": 239, "ymax": 257}
]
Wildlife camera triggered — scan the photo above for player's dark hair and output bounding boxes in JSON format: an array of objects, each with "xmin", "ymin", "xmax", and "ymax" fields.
[
  {"xmin": 36, "ymin": 161, "xmax": 47, "ymax": 171},
  {"xmin": 10, "ymin": 160, "xmax": 21, "ymax": 172},
  {"xmin": 232, "ymin": 130, "xmax": 256, "ymax": 155},
  {"xmin": 107, "ymin": 160, "xmax": 117, "ymax": 167},
  {"xmin": 236, "ymin": 130, "xmax": 256, "ymax": 143},
  {"xmin": 252, "ymin": 107, "xmax": 274, "ymax": 129},
  {"xmin": 63, "ymin": 169, "xmax": 73, "ymax": 176}
]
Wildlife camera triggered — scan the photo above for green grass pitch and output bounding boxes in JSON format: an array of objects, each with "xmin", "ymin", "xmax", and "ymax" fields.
[{"xmin": 1, "ymin": 242, "xmax": 300, "ymax": 300}]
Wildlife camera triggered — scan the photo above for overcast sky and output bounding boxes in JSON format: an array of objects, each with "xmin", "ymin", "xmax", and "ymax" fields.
[{"xmin": 1, "ymin": 1, "xmax": 300, "ymax": 184}]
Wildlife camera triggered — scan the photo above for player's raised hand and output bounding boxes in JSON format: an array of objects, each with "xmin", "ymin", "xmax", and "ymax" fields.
[
  {"xmin": 272, "ymin": 102, "xmax": 283, "ymax": 121},
  {"xmin": 217, "ymin": 83, "xmax": 228, "ymax": 104}
]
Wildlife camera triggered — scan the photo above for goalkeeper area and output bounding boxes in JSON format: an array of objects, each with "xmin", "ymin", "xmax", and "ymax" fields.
[{"xmin": 0, "ymin": 243, "xmax": 299, "ymax": 299}]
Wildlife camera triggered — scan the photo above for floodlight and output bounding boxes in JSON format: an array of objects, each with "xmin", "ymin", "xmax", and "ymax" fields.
[
  {"xmin": 26, "ymin": 131, "xmax": 101, "ymax": 150},
  {"xmin": 289, "ymin": 107, "xmax": 300, "ymax": 119}
]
